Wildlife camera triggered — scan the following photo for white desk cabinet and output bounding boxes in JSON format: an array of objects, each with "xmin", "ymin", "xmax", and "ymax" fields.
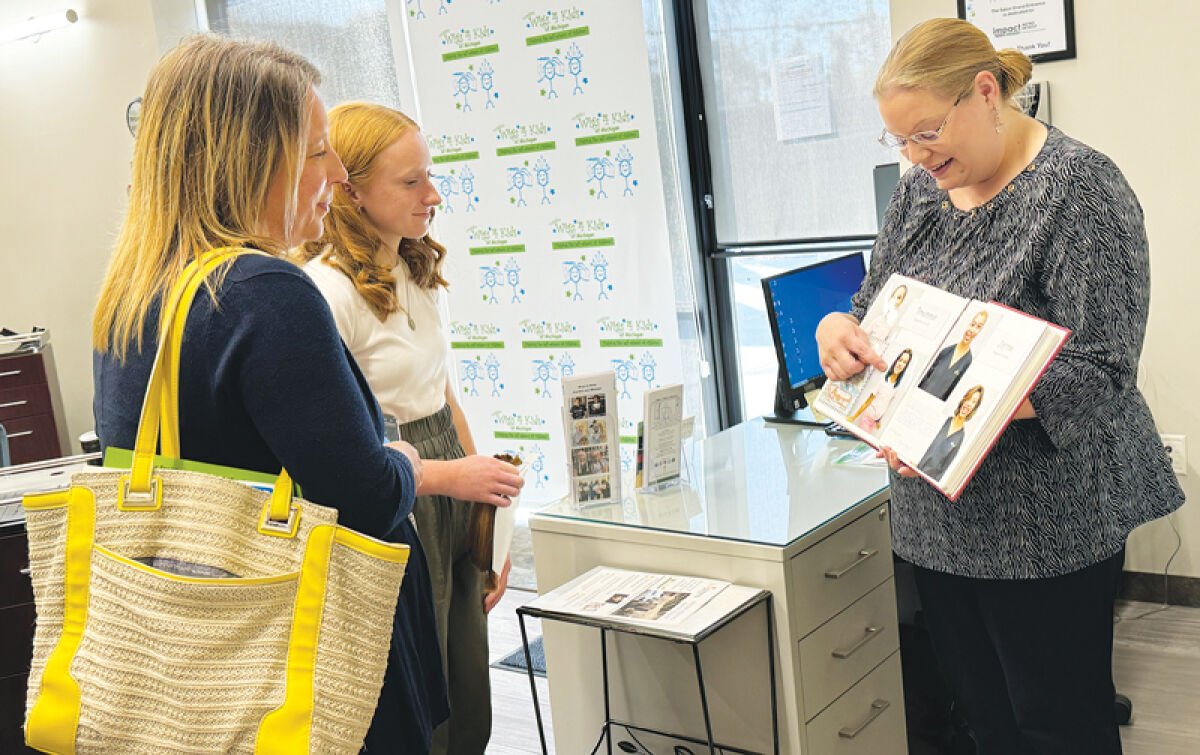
[{"xmin": 529, "ymin": 419, "xmax": 906, "ymax": 755}]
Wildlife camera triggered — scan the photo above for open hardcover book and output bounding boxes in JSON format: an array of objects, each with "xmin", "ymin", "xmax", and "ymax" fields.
[{"xmin": 813, "ymin": 274, "xmax": 1070, "ymax": 500}]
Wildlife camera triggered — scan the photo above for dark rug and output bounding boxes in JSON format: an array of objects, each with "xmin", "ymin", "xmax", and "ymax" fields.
[{"xmin": 492, "ymin": 636, "xmax": 546, "ymax": 677}]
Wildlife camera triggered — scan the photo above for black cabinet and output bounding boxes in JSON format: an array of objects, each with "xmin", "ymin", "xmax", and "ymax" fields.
[{"xmin": 0, "ymin": 525, "xmax": 38, "ymax": 753}]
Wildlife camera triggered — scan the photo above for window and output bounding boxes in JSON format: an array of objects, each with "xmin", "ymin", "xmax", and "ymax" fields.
[
  {"xmin": 698, "ymin": 0, "xmax": 893, "ymax": 242},
  {"xmin": 207, "ymin": 0, "xmax": 402, "ymax": 110},
  {"xmin": 678, "ymin": 1, "xmax": 892, "ymax": 425}
]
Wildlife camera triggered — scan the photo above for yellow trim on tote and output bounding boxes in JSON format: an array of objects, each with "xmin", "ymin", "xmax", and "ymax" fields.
[
  {"xmin": 22, "ymin": 489, "xmax": 71, "ymax": 510},
  {"xmin": 333, "ymin": 527, "xmax": 411, "ymax": 564},
  {"xmin": 25, "ymin": 486, "xmax": 96, "ymax": 753},
  {"xmin": 254, "ymin": 524, "xmax": 336, "ymax": 754}
]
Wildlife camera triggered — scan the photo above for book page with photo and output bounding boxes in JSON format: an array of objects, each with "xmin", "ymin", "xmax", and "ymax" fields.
[
  {"xmin": 816, "ymin": 274, "xmax": 963, "ymax": 424},
  {"xmin": 879, "ymin": 302, "xmax": 1053, "ymax": 487},
  {"xmin": 813, "ymin": 274, "xmax": 1069, "ymax": 499}
]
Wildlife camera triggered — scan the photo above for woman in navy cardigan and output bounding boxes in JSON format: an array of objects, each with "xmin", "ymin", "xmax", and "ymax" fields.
[{"xmin": 91, "ymin": 35, "xmax": 448, "ymax": 754}]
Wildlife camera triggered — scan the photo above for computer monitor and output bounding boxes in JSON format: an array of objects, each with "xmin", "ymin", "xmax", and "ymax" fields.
[{"xmin": 761, "ymin": 252, "xmax": 867, "ymax": 426}]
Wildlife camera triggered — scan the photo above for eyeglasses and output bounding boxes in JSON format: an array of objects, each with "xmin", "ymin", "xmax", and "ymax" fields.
[{"xmin": 878, "ymin": 95, "xmax": 963, "ymax": 150}]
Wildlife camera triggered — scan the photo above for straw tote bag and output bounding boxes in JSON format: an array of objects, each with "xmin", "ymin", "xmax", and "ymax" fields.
[{"xmin": 21, "ymin": 249, "xmax": 410, "ymax": 754}]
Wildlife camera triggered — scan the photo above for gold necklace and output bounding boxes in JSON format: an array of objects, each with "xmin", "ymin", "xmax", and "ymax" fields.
[{"xmin": 395, "ymin": 264, "xmax": 416, "ymax": 330}]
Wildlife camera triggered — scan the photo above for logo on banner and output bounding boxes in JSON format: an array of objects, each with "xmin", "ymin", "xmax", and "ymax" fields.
[
  {"xmin": 439, "ymin": 26, "xmax": 497, "ymax": 55},
  {"xmin": 530, "ymin": 357, "xmax": 560, "ymax": 399},
  {"xmin": 597, "ymin": 317, "xmax": 662, "ymax": 347},
  {"xmin": 492, "ymin": 410, "xmax": 551, "ymax": 441},
  {"xmin": 494, "ymin": 122, "xmax": 556, "ymax": 158},
  {"xmin": 524, "ymin": 7, "xmax": 587, "ymax": 38},
  {"xmin": 561, "ymin": 253, "xmax": 612, "ymax": 301},
  {"xmin": 428, "ymin": 132, "xmax": 481, "ymax": 166},
  {"xmin": 507, "ymin": 163, "xmax": 532, "ymax": 206},
  {"xmin": 549, "ymin": 216, "xmax": 612, "ymax": 246},
  {"xmin": 573, "ymin": 110, "xmax": 637, "ymax": 144},
  {"xmin": 449, "ymin": 320, "xmax": 504, "ymax": 349},
  {"xmin": 582, "ymin": 146, "xmax": 637, "ymax": 199},
  {"xmin": 599, "ymin": 318, "xmax": 663, "ymax": 391},
  {"xmin": 520, "ymin": 319, "xmax": 581, "ymax": 349},
  {"xmin": 478, "ymin": 258, "xmax": 525, "ymax": 303},
  {"xmin": 459, "ymin": 352, "xmax": 505, "ymax": 398}
]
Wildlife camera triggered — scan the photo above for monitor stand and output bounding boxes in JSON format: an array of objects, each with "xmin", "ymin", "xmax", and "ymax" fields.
[
  {"xmin": 764, "ymin": 404, "xmax": 830, "ymax": 428},
  {"xmin": 762, "ymin": 367, "xmax": 831, "ymax": 428}
]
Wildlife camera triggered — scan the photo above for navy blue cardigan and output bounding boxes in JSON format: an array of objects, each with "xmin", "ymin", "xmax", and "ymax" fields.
[{"xmin": 93, "ymin": 254, "xmax": 449, "ymax": 753}]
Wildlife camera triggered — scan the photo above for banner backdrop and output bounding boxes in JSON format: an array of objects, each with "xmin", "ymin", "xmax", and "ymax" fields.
[{"xmin": 402, "ymin": 0, "xmax": 684, "ymax": 504}]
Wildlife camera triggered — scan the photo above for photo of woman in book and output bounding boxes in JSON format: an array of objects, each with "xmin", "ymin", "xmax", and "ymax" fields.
[
  {"xmin": 863, "ymin": 283, "xmax": 908, "ymax": 341},
  {"xmin": 918, "ymin": 384, "xmax": 985, "ymax": 481},
  {"xmin": 846, "ymin": 348, "xmax": 914, "ymax": 432},
  {"xmin": 918, "ymin": 310, "xmax": 988, "ymax": 400}
]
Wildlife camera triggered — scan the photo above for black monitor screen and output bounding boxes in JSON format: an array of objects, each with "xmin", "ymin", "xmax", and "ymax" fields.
[{"xmin": 762, "ymin": 253, "xmax": 867, "ymax": 394}]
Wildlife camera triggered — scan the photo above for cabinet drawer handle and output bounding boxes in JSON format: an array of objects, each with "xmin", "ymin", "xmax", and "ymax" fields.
[
  {"xmin": 825, "ymin": 548, "xmax": 878, "ymax": 579},
  {"xmin": 0, "ymin": 400, "xmax": 28, "ymax": 408},
  {"xmin": 0, "ymin": 370, "xmax": 21, "ymax": 378},
  {"xmin": 7, "ymin": 430, "xmax": 33, "ymax": 439},
  {"xmin": 832, "ymin": 625, "xmax": 882, "ymax": 659},
  {"xmin": 838, "ymin": 698, "xmax": 890, "ymax": 739}
]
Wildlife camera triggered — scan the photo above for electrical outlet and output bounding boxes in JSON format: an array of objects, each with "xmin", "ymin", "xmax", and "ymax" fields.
[{"xmin": 1161, "ymin": 434, "xmax": 1187, "ymax": 476}]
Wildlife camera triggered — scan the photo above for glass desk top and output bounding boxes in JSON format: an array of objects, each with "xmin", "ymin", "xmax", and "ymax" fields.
[{"xmin": 534, "ymin": 418, "xmax": 890, "ymax": 548}]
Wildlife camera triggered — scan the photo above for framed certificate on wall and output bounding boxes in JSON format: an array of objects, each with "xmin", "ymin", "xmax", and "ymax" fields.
[{"xmin": 958, "ymin": 0, "xmax": 1076, "ymax": 63}]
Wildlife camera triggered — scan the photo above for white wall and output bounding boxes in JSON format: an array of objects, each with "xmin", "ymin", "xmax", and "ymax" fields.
[
  {"xmin": 0, "ymin": 0, "xmax": 161, "ymax": 452},
  {"xmin": 889, "ymin": 1, "xmax": 1200, "ymax": 578}
]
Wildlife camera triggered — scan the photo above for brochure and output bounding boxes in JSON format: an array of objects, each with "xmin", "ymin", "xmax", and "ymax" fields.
[
  {"xmin": 537, "ymin": 566, "xmax": 729, "ymax": 626},
  {"xmin": 640, "ymin": 383, "xmax": 684, "ymax": 489},
  {"xmin": 562, "ymin": 371, "xmax": 621, "ymax": 506}
]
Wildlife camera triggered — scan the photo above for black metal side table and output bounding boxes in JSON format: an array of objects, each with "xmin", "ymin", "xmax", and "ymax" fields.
[{"xmin": 516, "ymin": 576, "xmax": 778, "ymax": 755}]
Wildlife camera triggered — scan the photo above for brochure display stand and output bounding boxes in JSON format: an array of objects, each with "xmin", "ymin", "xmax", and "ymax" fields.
[{"xmin": 516, "ymin": 566, "xmax": 778, "ymax": 755}]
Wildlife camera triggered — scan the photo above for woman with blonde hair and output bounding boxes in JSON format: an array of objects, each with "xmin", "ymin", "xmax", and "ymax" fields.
[
  {"xmin": 815, "ymin": 17, "xmax": 1183, "ymax": 754},
  {"xmin": 297, "ymin": 102, "xmax": 522, "ymax": 755},
  {"xmin": 92, "ymin": 35, "xmax": 448, "ymax": 753},
  {"xmin": 917, "ymin": 383, "xmax": 984, "ymax": 481}
]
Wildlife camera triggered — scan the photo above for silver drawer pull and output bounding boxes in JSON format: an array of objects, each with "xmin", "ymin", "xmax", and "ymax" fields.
[
  {"xmin": 0, "ymin": 370, "xmax": 21, "ymax": 378},
  {"xmin": 7, "ymin": 430, "xmax": 34, "ymax": 438},
  {"xmin": 0, "ymin": 400, "xmax": 28, "ymax": 408},
  {"xmin": 20, "ymin": 567, "xmax": 31, "ymax": 576},
  {"xmin": 832, "ymin": 625, "xmax": 882, "ymax": 659},
  {"xmin": 838, "ymin": 698, "xmax": 890, "ymax": 739},
  {"xmin": 825, "ymin": 548, "xmax": 878, "ymax": 579}
]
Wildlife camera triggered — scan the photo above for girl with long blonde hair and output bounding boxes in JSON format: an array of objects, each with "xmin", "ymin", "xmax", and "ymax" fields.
[{"xmin": 297, "ymin": 102, "xmax": 522, "ymax": 755}]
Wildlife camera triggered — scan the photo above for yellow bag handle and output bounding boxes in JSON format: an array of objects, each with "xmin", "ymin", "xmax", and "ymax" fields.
[{"xmin": 125, "ymin": 248, "xmax": 294, "ymax": 526}]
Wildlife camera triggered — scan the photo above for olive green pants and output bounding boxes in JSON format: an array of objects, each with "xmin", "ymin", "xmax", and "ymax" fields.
[{"xmin": 402, "ymin": 405, "xmax": 490, "ymax": 755}]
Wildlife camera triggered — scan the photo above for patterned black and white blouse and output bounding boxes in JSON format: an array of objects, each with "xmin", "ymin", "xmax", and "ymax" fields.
[{"xmin": 853, "ymin": 125, "xmax": 1185, "ymax": 580}]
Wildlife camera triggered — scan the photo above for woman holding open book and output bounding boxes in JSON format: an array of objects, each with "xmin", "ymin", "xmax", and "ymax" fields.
[
  {"xmin": 815, "ymin": 18, "xmax": 1183, "ymax": 755},
  {"xmin": 295, "ymin": 102, "xmax": 522, "ymax": 755}
]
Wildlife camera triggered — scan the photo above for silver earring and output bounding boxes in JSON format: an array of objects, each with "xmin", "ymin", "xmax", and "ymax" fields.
[{"xmin": 994, "ymin": 107, "xmax": 1003, "ymax": 132}]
